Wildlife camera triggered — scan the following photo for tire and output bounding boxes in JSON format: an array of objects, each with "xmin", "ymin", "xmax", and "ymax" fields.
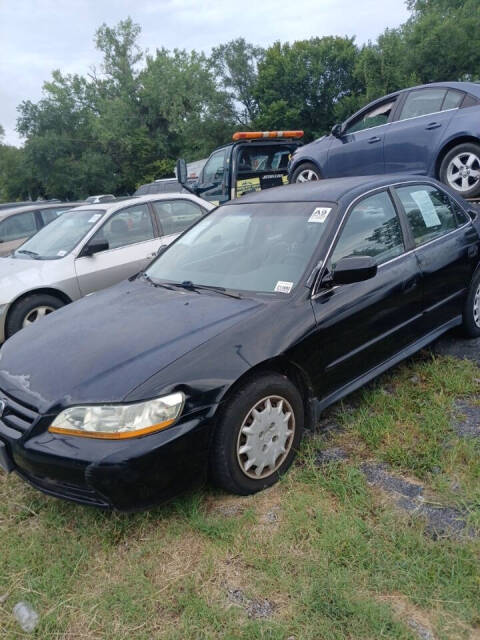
[
  {"xmin": 6, "ymin": 293, "xmax": 64, "ymax": 338},
  {"xmin": 291, "ymin": 162, "xmax": 322, "ymax": 184},
  {"xmin": 439, "ymin": 142, "xmax": 480, "ymax": 199},
  {"xmin": 462, "ymin": 269, "xmax": 480, "ymax": 338},
  {"xmin": 210, "ymin": 372, "xmax": 304, "ymax": 495}
]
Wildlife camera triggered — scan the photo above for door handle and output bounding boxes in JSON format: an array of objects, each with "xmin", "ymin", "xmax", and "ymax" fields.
[
  {"xmin": 368, "ymin": 136, "xmax": 381, "ymax": 144},
  {"xmin": 425, "ymin": 122, "xmax": 441, "ymax": 130}
]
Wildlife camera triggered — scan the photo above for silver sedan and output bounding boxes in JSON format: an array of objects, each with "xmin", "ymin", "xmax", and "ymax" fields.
[{"xmin": 0, "ymin": 193, "xmax": 213, "ymax": 341}]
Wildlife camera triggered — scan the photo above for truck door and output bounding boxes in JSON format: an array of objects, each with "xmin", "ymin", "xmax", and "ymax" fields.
[{"xmin": 195, "ymin": 148, "xmax": 230, "ymax": 205}]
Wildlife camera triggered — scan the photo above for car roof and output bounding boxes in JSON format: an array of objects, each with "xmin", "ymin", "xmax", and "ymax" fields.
[
  {"xmin": 359, "ymin": 81, "xmax": 480, "ymax": 111},
  {"xmin": 233, "ymin": 174, "xmax": 445, "ymax": 206},
  {"xmin": 69, "ymin": 192, "xmax": 214, "ymax": 215},
  {"xmin": 0, "ymin": 201, "xmax": 84, "ymax": 222}
]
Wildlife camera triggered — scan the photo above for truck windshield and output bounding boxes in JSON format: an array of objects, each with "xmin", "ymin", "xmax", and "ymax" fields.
[{"xmin": 146, "ymin": 202, "xmax": 334, "ymax": 294}]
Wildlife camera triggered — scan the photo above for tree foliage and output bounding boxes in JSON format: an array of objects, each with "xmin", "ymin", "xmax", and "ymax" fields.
[{"xmin": 2, "ymin": 1, "xmax": 480, "ymax": 200}]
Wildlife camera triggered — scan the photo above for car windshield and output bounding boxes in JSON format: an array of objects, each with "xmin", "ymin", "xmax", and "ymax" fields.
[
  {"xmin": 146, "ymin": 202, "xmax": 333, "ymax": 294},
  {"xmin": 13, "ymin": 209, "xmax": 105, "ymax": 260}
]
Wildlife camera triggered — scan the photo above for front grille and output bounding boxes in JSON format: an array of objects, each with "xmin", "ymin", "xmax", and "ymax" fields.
[{"xmin": 0, "ymin": 390, "xmax": 39, "ymax": 434}]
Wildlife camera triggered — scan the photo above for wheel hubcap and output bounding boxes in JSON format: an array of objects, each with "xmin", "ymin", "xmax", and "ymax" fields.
[
  {"xmin": 236, "ymin": 395, "xmax": 295, "ymax": 479},
  {"xmin": 473, "ymin": 285, "xmax": 480, "ymax": 328},
  {"xmin": 447, "ymin": 152, "xmax": 480, "ymax": 192},
  {"xmin": 22, "ymin": 306, "xmax": 55, "ymax": 328},
  {"xmin": 296, "ymin": 169, "xmax": 319, "ymax": 183}
]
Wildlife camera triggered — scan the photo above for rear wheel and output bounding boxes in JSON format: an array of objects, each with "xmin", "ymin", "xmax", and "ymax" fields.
[
  {"xmin": 291, "ymin": 162, "xmax": 321, "ymax": 184},
  {"xmin": 462, "ymin": 270, "xmax": 480, "ymax": 338},
  {"xmin": 440, "ymin": 143, "xmax": 480, "ymax": 198},
  {"xmin": 6, "ymin": 293, "xmax": 64, "ymax": 338},
  {"xmin": 210, "ymin": 372, "xmax": 304, "ymax": 495}
]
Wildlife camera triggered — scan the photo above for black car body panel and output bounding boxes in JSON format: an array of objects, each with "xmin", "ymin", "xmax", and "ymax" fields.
[{"xmin": 0, "ymin": 174, "xmax": 478, "ymax": 509}]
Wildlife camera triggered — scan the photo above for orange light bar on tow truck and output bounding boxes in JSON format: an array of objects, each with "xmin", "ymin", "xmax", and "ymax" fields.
[{"xmin": 232, "ymin": 130, "xmax": 304, "ymax": 141}]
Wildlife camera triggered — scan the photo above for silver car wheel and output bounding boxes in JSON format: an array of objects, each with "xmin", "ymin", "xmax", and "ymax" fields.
[
  {"xmin": 446, "ymin": 152, "xmax": 480, "ymax": 192},
  {"xmin": 296, "ymin": 169, "xmax": 319, "ymax": 183},
  {"xmin": 22, "ymin": 305, "xmax": 55, "ymax": 327},
  {"xmin": 236, "ymin": 395, "xmax": 295, "ymax": 479},
  {"xmin": 473, "ymin": 284, "xmax": 480, "ymax": 328}
]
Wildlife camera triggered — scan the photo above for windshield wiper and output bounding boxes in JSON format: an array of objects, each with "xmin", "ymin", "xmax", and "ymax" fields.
[
  {"xmin": 140, "ymin": 272, "xmax": 177, "ymax": 290},
  {"xmin": 16, "ymin": 249, "xmax": 40, "ymax": 259},
  {"xmin": 174, "ymin": 281, "xmax": 243, "ymax": 299}
]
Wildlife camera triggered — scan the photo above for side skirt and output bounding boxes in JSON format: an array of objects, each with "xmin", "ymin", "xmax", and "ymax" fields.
[{"xmin": 312, "ymin": 316, "xmax": 462, "ymax": 419}]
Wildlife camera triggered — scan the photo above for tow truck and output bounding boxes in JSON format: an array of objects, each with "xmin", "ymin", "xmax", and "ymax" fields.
[{"xmin": 176, "ymin": 131, "xmax": 304, "ymax": 205}]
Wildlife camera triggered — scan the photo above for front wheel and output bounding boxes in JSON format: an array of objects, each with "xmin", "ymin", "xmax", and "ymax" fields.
[
  {"xmin": 291, "ymin": 162, "xmax": 321, "ymax": 184},
  {"xmin": 210, "ymin": 373, "xmax": 304, "ymax": 495},
  {"xmin": 439, "ymin": 142, "xmax": 480, "ymax": 199},
  {"xmin": 6, "ymin": 293, "xmax": 64, "ymax": 338},
  {"xmin": 462, "ymin": 270, "xmax": 480, "ymax": 338}
]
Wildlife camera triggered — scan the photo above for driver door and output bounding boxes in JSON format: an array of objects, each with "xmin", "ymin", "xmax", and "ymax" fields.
[
  {"xmin": 196, "ymin": 148, "xmax": 230, "ymax": 205},
  {"xmin": 327, "ymin": 97, "xmax": 397, "ymax": 178},
  {"xmin": 75, "ymin": 203, "xmax": 161, "ymax": 296}
]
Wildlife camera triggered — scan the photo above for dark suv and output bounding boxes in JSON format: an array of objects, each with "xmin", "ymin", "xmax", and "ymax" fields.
[{"xmin": 289, "ymin": 82, "xmax": 480, "ymax": 199}]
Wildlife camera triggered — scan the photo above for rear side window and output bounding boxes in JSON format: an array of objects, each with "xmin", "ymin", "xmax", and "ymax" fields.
[
  {"xmin": 331, "ymin": 191, "xmax": 404, "ymax": 266},
  {"xmin": 398, "ymin": 89, "xmax": 446, "ymax": 120},
  {"xmin": 442, "ymin": 89, "xmax": 464, "ymax": 111},
  {"xmin": 91, "ymin": 204, "xmax": 154, "ymax": 250},
  {"xmin": 0, "ymin": 211, "xmax": 37, "ymax": 242},
  {"xmin": 153, "ymin": 200, "xmax": 204, "ymax": 236},
  {"xmin": 395, "ymin": 185, "xmax": 460, "ymax": 246}
]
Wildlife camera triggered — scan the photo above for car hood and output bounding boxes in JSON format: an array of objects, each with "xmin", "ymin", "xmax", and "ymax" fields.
[
  {"xmin": 0, "ymin": 278, "xmax": 266, "ymax": 412},
  {"xmin": 0, "ymin": 255, "xmax": 72, "ymax": 302}
]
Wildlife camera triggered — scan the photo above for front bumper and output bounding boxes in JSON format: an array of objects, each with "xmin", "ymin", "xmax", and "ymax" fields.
[{"xmin": 0, "ymin": 401, "xmax": 215, "ymax": 510}]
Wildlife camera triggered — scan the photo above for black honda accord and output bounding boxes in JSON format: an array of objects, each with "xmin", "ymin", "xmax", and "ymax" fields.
[{"xmin": 1, "ymin": 175, "xmax": 479, "ymax": 510}]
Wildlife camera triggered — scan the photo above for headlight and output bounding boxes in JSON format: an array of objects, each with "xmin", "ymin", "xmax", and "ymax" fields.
[{"xmin": 48, "ymin": 392, "xmax": 184, "ymax": 439}]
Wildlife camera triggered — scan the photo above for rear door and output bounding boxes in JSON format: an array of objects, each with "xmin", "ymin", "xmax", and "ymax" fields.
[
  {"xmin": 393, "ymin": 182, "xmax": 479, "ymax": 332},
  {"xmin": 75, "ymin": 203, "xmax": 161, "ymax": 295},
  {"xmin": 327, "ymin": 97, "xmax": 396, "ymax": 177},
  {"xmin": 384, "ymin": 88, "xmax": 463, "ymax": 174},
  {"xmin": 310, "ymin": 189, "xmax": 423, "ymax": 398}
]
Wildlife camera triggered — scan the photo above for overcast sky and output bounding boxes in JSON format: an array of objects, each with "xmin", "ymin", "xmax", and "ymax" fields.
[{"xmin": 0, "ymin": 0, "xmax": 410, "ymax": 146}]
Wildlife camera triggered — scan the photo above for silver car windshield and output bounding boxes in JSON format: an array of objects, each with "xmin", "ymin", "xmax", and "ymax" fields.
[
  {"xmin": 146, "ymin": 202, "xmax": 333, "ymax": 294},
  {"xmin": 13, "ymin": 209, "xmax": 105, "ymax": 260}
]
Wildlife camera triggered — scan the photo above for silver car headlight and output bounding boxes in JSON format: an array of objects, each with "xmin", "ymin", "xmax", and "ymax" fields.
[{"xmin": 48, "ymin": 392, "xmax": 184, "ymax": 439}]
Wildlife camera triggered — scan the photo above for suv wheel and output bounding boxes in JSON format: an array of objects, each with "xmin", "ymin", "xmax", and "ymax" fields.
[
  {"xmin": 210, "ymin": 372, "xmax": 304, "ymax": 495},
  {"xmin": 6, "ymin": 294, "xmax": 64, "ymax": 338},
  {"xmin": 440, "ymin": 143, "xmax": 480, "ymax": 198},
  {"xmin": 292, "ymin": 162, "xmax": 321, "ymax": 183}
]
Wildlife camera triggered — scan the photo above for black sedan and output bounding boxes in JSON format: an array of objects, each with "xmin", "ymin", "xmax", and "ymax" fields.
[{"xmin": 0, "ymin": 175, "xmax": 479, "ymax": 510}]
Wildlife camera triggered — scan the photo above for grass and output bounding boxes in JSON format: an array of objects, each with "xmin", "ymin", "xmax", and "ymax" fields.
[{"xmin": 1, "ymin": 351, "xmax": 479, "ymax": 638}]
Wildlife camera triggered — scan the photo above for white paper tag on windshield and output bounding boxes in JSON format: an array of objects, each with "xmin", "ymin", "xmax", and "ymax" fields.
[
  {"xmin": 57, "ymin": 250, "xmax": 67, "ymax": 257},
  {"xmin": 411, "ymin": 191, "xmax": 441, "ymax": 228},
  {"xmin": 274, "ymin": 281, "xmax": 293, "ymax": 294},
  {"xmin": 88, "ymin": 214, "xmax": 102, "ymax": 223},
  {"xmin": 308, "ymin": 207, "xmax": 331, "ymax": 223}
]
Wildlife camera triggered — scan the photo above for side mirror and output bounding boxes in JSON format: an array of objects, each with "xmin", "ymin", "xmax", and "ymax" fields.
[
  {"xmin": 331, "ymin": 256, "xmax": 377, "ymax": 285},
  {"xmin": 176, "ymin": 158, "xmax": 188, "ymax": 186},
  {"xmin": 331, "ymin": 123, "xmax": 344, "ymax": 138},
  {"xmin": 83, "ymin": 240, "xmax": 109, "ymax": 257}
]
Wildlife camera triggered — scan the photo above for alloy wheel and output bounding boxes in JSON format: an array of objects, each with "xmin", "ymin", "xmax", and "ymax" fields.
[
  {"xmin": 473, "ymin": 284, "xmax": 480, "ymax": 328},
  {"xmin": 446, "ymin": 152, "xmax": 480, "ymax": 192},
  {"xmin": 236, "ymin": 395, "xmax": 295, "ymax": 479},
  {"xmin": 22, "ymin": 306, "xmax": 55, "ymax": 327},
  {"xmin": 296, "ymin": 169, "xmax": 319, "ymax": 183}
]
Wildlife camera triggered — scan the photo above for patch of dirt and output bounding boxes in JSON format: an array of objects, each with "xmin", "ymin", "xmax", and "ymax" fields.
[
  {"xmin": 452, "ymin": 399, "xmax": 480, "ymax": 439},
  {"xmin": 361, "ymin": 462, "xmax": 424, "ymax": 499},
  {"xmin": 315, "ymin": 447, "xmax": 349, "ymax": 466},
  {"xmin": 226, "ymin": 586, "xmax": 275, "ymax": 619},
  {"xmin": 431, "ymin": 334, "xmax": 480, "ymax": 365},
  {"xmin": 378, "ymin": 594, "xmax": 437, "ymax": 640}
]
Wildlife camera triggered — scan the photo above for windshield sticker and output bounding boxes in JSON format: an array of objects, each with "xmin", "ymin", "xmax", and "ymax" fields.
[
  {"xmin": 57, "ymin": 250, "xmax": 67, "ymax": 257},
  {"xmin": 308, "ymin": 207, "xmax": 331, "ymax": 224},
  {"xmin": 274, "ymin": 280, "xmax": 293, "ymax": 294},
  {"xmin": 88, "ymin": 214, "xmax": 102, "ymax": 224},
  {"xmin": 411, "ymin": 190, "xmax": 441, "ymax": 228},
  {"xmin": 236, "ymin": 177, "xmax": 261, "ymax": 196}
]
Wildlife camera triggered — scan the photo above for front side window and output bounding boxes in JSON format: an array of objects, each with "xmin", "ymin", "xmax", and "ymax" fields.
[
  {"xmin": 146, "ymin": 202, "xmax": 333, "ymax": 294},
  {"xmin": 398, "ymin": 89, "xmax": 446, "ymax": 121},
  {"xmin": 331, "ymin": 191, "xmax": 404, "ymax": 266},
  {"xmin": 90, "ymin": 204, "xmax": 154, "ymax": 251},
  {"xmin": 0, "ymin": 211, "xmax": 37, "ymax": 242},
  {"xmin": 152, "ymin": 200, "xmax": 204, "ymax": 236},
  {"xmin": 345, "ymin": 100, "xmax": 396, "ymax": 134},
  {"xmin": 395, "ymin": 185, "xmax": 459, "ymax": 246},
  {"xmin": 202, "ymin": 149, "xmax": 227, "ymax": 184},
  {"xmin": 13, "ymin": 209, "xmax": 104, "ymax": 259}
]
